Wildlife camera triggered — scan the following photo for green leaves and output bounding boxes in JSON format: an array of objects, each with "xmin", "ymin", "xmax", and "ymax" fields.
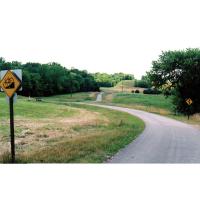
[
  {"xmin": 149, "ymin": 48, "xmax": 200, "ymax": 116},
  {"xmin": 93, "ymin": 72, "xmax": 134, "ymax": 87},
  {"xmin": 0, "ymin": 58, "xmax": 100, "ymax": 97}
]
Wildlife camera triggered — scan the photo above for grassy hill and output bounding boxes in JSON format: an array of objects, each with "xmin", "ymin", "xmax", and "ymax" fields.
[
  {"xmin": 115, "ymin": 80, "xmax": 135, "ymax": 90},
  {"xmin": 111, "ymin": 93, "xmax": 174, "ymax": 115},
  {"xmin": 101, "ymin": 80, "xmax": 145, "ymax": 93},
  {"xmin": 0, "ymin": 92, "xmax": 144, "ymax": 163}
]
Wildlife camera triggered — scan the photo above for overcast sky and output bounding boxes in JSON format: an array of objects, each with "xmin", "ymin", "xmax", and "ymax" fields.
[{"xmin": 0, "ymin": 0, "xmax": 200, "ymax": 78}]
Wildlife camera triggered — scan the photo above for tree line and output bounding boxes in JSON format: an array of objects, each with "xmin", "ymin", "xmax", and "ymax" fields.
[
  {"xmin": 93, "ymin": 72, "xmax": 134, "ymax": 87},
  {"xmin": 0, "ymin": 58, "xmax": 99, "ymax": 97}
]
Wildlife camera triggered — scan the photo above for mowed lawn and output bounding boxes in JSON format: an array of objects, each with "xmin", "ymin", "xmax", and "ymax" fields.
[
  {"xmin": 112, "ymin": 93, "xmax": 174, "ymax": 114},
  {"xmin": 42, "ymin": 92, "xmax": 98, "ymax": 103},
  {"xmin": 0, "ymin": 92, "xmax": 144, "ymax": 163},
  {"xmin": 101, "ymin": 92, "xmax": 200, "ymax": 125}
]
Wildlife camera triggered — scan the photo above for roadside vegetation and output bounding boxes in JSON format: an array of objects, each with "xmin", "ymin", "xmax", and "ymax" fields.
[
  {"xmin": 100, "ymin": 90, "xmax": 200, "ymax": 126},
  {"xmin": 0, "ymin": 93, "xmax": 144, "ymax": 163}
]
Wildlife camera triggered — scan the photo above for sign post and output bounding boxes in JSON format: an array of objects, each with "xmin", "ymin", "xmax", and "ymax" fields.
[
  {"xmin": 185, "ymin": 98, "xmax": 193, "ymax": 120},
  {"xmin": 9, "ymin": 96, "xmax": 15, "ymax": 163},
  {"xmin": 0, "ymin": 70, "xmax": 21, "ymax": 163}
]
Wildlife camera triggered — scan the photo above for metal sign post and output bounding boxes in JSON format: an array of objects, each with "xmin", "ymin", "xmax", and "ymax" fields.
[
  {"xmin": 9, "ymin": 96, "xmax": 15, "ymax": 163},
  {"xmin": 0, "ymin": 70, "xmax": 22, "ymax": 163},
  {"xmin": 185, "ymin": 98, "xmax": 193, "ymax": 120}
]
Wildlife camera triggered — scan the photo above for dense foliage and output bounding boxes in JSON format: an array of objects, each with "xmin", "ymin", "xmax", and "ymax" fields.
[
  {"xmin": 93, "ymin": 72, "xmax": 134, "ymax": 87},
  {"xmin": 135, "ymin": 90, "xmax": 140, "ymax": 93},
  {"xmin": 0, "ymin": 58, "xmax": 99, "ymax": 97},
  {"xmin": 148, "ymin": 48, "xmax": 200, "ymax": 116},
  {"xmin": 134, "ymin": 75, "xmax": 152, "ymax": 88}
]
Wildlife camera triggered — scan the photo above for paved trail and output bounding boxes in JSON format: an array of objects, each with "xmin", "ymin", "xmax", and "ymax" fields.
[
  {"xmin": 96, "ymin": 92, "xmax": 104, "ymax": 102},
  {"xmin": 90, "ymin": 103, "xmax": 200, "ymax": 163}
]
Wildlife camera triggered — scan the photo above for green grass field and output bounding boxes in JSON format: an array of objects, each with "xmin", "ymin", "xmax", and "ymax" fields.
[
  {"xmin": 18, "ymin": 104, "xmax": 144, "ymax": 163},
  {"xmin": 0, "ymin": 92, "xmax": 144, "ymax": 163},
  {"xmin": 112, "ymin": 93, "xmax": 174, "ymax": 113},
  {"xmin": 101, "ymin": 91, "xmax": 200, "ymax": 125},
  {"xmin": 42, "ymin": 92, "xmax": 98, "ymax": 103}
]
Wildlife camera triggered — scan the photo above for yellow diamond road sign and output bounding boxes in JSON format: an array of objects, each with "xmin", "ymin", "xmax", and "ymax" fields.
[
  {"xmin": 186, "ymin": 98, "xmax": 193, "ymax": 105},
  {"xmin": 0, "ymin": 70, "xmax": 21, "ymax": 98}
]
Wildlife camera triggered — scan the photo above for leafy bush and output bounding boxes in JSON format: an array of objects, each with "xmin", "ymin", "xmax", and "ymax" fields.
[
  {"xmin": 135, "ymin": 90, "xmax": 140, "ymax": 93},
  {"xmin": 143, "ymin": 88, "xmax": 161, "ymax": 95}
]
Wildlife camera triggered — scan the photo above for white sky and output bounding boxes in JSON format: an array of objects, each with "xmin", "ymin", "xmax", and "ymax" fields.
[{"xmin": 0, "ymin": 0, "xmax": 200, "ymax": 79}]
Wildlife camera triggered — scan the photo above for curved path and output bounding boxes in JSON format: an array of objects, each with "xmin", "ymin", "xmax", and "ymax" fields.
[{"xmin": 90, "ymin": 104, "xmax": 200, "ymax": 163}]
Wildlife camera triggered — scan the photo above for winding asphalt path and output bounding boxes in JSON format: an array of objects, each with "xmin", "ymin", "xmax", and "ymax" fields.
[{"xmin": 91, "ymin": 101, "xmax": 200, "ymax": 163}]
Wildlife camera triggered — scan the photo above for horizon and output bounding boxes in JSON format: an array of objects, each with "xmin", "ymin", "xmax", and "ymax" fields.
[
  {"xmin": 0, "ymin": 56, "xmax": 146, "ymax": 77},
  {"xmin": 1, "ymin": 0, "xmax": 200, "ymax": 79}
]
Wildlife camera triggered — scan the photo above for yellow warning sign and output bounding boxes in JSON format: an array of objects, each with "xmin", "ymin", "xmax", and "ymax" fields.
[
  {"xmin": 0, "ymin": 70, "xmax": 21, "ymax": 98},
  {"xmin": 186, "ymin": 98, "xmax": 193, "ymax": 105}
]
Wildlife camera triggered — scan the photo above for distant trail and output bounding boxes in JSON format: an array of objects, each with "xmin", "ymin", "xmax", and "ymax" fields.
[
  {"xmin": 86, "ymin": 104, "xmax": 200, "ymax": 163},
  {"xmin": 95, "ymin": 92, "xmax": 104, "ymax": 102}
]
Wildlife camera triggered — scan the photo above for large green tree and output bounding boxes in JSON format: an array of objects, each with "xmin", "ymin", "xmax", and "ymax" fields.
[{"xmin": 148, "ymin": 48, "xmax": 200, "ymax": 116}]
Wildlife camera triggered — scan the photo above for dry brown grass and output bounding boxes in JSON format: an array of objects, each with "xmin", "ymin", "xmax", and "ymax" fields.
[
  {"xmin": 0, "ymin": 107, "xmax": 109, "ymax": 157},
  {"xmin": 103, "ymin": 93, "xmax": 114, "ymax": 102},
  {"xmin": 0, "ymin": 136, "xmax": 9, "ymax": 157},
  {"xmin": 89, "ymin": 92, "xmax": 98, "ymax": 99},
  {"xmin": 15, "ymin": 104, "xmax": 145, "ymax": 163},
  {"xmin": 191, "ymin": 113, "xmax": 200, "ymax": 121},
  {"xmin": 170, "ymin": 113, "xmax": 200, "ymax": 129}
]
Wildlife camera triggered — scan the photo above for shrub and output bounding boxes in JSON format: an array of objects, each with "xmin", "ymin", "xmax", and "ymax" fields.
[
  {"xmin": 143, "ymin": 88, "xmax": 161, "ymax": 95},
  {"xmin": 135, "ymin": 90, "xmax": 140, "ymax": 93},
  {"xmin": 131, "ymin": 90, "xmax": 135, "ymax": 93},
  {"xmin": 143, "ymin": 89, "xmax": 151, "ymax": 94}
]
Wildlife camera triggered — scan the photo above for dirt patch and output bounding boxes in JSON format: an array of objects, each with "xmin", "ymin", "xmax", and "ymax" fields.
[
  {"xmin": 104, "ymin": 93, "xmax": 113, "ymax": 102},
  {"xmin": 89, "ymin": 92, "xmax": 98, "ymax": 99}
]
